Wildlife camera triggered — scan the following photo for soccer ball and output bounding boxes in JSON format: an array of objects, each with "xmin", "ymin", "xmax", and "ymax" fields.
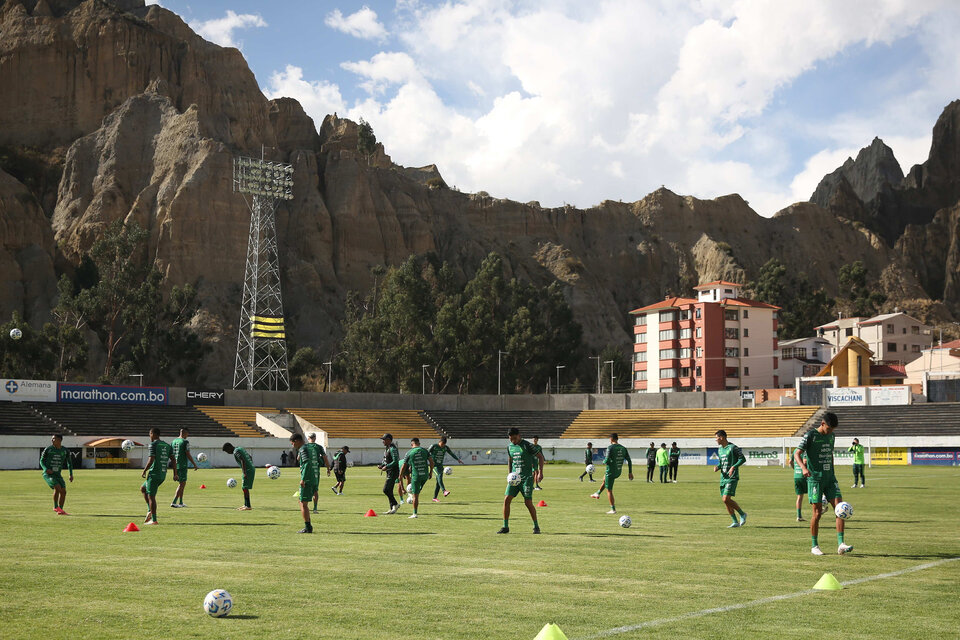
[
  {"xmin": 619, "ymin": 515, "xmax": 632, "ymax": 528},
  {"xmin": 406, "ymin": 494, "xmax": 415, "ymax": 504},
  {"xmin": 443, "ymin": 466, "xmax": 453, "ymax": 476},
  {"xmin": 267, "ymin": 466, "xmax": 281, "ymax": 479},
  {"xmin": 196, "ymin": 452, "xmax": 207, "ymax": 463},
  {"xmin": 506, "ymin": 471, "xmax": 521, "ymax": 486},
  {"xmin": 586, "ymin": 464, "xmax": 595, "ymax": 473},
  {"xmin": 120, "ymin": 439, "xmax": 134, "ymax": 452},
  {"xmin": 9, "ymin": 328, "xmax": 22, "ymax": 340},
  {"xmin": 203, "ymin": 589, "xmax": 233, "ymax": 618},
  {"xmin": 226, "ymin": 478, "xmax": 237, "ymax": 488},
  {"xmin": 835, "ymin": 501, "xmax": 854, "ymax": 520},
  {"xmin": 406, "ymin": 482, "xmax": 413, "ymax": 493}
]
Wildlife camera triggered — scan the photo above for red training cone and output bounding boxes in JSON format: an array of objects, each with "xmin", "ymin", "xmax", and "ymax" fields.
[
  {"xmin": 537, "ymin": 500, "xmax": 547, "ymax": 507},
  {"xmin": 199, "ymin": 484, "xmax": 206, "ymax": 489},
  {"xmin": 364, "ymin": 509, "xmax": 377, "ymax": 517},
  {"xmin": 123, "ymin": 522, "xmax": 140, "ymax": 532}
]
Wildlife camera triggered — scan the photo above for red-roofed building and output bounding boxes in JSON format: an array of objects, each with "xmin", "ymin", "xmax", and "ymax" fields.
[{"xmin": 629, "ymin": 281, "xmax": 780, "ymax": 392}]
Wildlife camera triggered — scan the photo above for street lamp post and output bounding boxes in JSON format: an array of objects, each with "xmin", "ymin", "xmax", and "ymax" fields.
[
  {"xmin": 323, "ymin": 361, "xmax": 332, "ymax": 393},
  {"xmin": 422, "ymin": 364, "xmax": 429, "ymax": 395},
  {"xmin": 498, "ymin": 350, "xmax": 509, "ymax": 395},
  {"xmin": 556, "ymin": 365, "xmax": 565, "ymax": 394},
  {"xmin": 129, "ymin": 373, "xmax": 144, "ymax": 387},
  {"xmin": 605, "ymin": 360, "xmax": 615, "ymax": 394},
  {"xmin": 589, "ymin": 356, "xmax": 600, "ymax": 394}
]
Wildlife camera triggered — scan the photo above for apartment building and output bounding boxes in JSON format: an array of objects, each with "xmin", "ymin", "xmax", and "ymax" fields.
[
  {"xmin": 816, "ymin": 312, "xmax": 932, "ymax": 364},
  {"xmin": 778, "ymin": 336, "xmax": 832, "ymax": 388}
]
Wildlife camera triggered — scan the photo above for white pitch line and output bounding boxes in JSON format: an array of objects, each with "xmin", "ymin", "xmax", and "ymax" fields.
[{"xmin": 575, "ymin": 556, "xmax": 960, "ymax": 640}]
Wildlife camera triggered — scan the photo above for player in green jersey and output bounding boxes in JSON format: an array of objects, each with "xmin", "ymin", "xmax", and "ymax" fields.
[
  {"xmin": 579, "ymin": 442, "xmax": 595, "ymax": 482},
  {"xmin": 645, "ymin": 442, "xmax": 656, "ymax": 482},
  {"xmin": 141, "ymin": 428, "xmax": 177, "ymax": 525},
  {"xmin": 331, "ymin": 446, "xmax": 349, "ymax": 495},
  {"xmin": 379, "ymin": 433, "xmax": 402, "ymax": 514},
  {"xmin": 795, "ymin": 412, "xmax": 853, "ymax": 555},
  {"xmin": 222, "ymin": 442, "xmax": 255, "ymax": 510},
  {"xmin": 40, "ymin": 434, "xmax": 74, "ymax": 515},
  {"xmin": 590, "ymin": 433, "xmax": 633, "ymax": 513},
  {"xmin": 290, "ymin": 433, "xmax": 319, "ymax": 533},
  {"xmin": 791, "ymin": 447, "xmax": 808, "ymax": 521},
  {"xmin": 399, "ymin": 438, "xmax": 434, "ymax": 518},
  {"xmin": 428, "ymin": 436, "xmax": 463, "ymax": 501},
  {"xmin": 306, "ymin": 433, "xmax": 331, "ymax": 513},
  {"xmin": 668, "ymin": 442, "xmax": 680, "ymax": 482},
  {"xmin": 531, "ymin": 436, "xmax": 544, "ymax": 490},
  {"xmin": 714, "ymin": 430, "xmax": 747, "ymax": 528},
  {"xmin": 849, "ymin": 438, "xmax": 866, "ymax": 488},
  {"xmin": 656, "ymin": 443, "xmax": 669, "ymax": 483},
  {"xmin": 498, "ymin": 428, "xmax": 545, "ymax": 534},
  {"xmin": 170, "ymin": 427, "xmax": 199, "ymax": 508}
]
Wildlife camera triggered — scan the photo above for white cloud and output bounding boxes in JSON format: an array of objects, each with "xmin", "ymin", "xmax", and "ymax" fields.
[
  {"xmin": 325, "ymin": 7, "xmax": 388, "ymax": 41},
  {"xmin": 341, "ymin": 52, "xmax": 421, "ymax": 95},
  {"xmin": 190, "ymin": 10, "xmax": 267, "ymax": 49},
  {"xmin": 263, "ymin": 66, "xmax": 346, "ymax": 121},
  {"xmin": 788, "ymin": 147, "xmax": 860, "ymax": 205}
]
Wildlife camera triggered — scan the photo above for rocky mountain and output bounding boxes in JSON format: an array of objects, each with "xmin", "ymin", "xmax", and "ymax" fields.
[{"xmin": 0, "ymin": 0, "xmax": 956, "ymax": 385}]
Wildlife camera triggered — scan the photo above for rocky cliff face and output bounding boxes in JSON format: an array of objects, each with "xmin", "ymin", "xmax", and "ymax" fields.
[{"xmin": 0, "ymin": 0, "xmax": 955, "ymax": 385}]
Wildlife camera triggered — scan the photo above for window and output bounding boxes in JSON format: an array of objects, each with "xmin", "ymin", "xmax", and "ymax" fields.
[
  {"xmin": 659, "ymin": 329, "xmax": 678, "ymax": 340},
  {"xmin": 636, "ymin": 371, "xmax": 647, "ymax": 381},
  {"xmin": 887, "ymin": 342, "xmax": 897, "ymax": 352},
  {"xmin": 635, "ymin": 351, "xmax": 647, "ymax": 362},
  {"xmin": 912, "ymin": 326, "xmax": 920, "ymax": 335},
  {"xmin": 695, "ymin": 366, "xmax": 702, "ymax": 377},
  {"xmin": 695, "ymin": 347, "xmax": 703, "ymax": 358},
  {"xmin": 725, "ymin": 367, "xmax": 739, "ymax": 378},
  {"xmin": 744, "ymin": 347, "xmax": 749, "ymax": 357},
  {"xmin": 679, "ymin": 328, "xmax": 692, "ymax": 339},
  {"xmin": 743, "ymin": 328, "xmax": 749, "ymax": 338},
  {"xmin": 635, "ymin": 333, "xmax": 643, "ymax": 343},
  {"xmin": 725, "ymin": 347, "xmax": 740, "ymax": 357},
  {"xmin": 634, "ymin": 315, "xmax": 646, "ymax": 326},
  {"xmin": 679, "ymin": 367, "xmax": 691, "ymax": 378},
  {"xmin": 743, "ymin": 367, "xmax": 750, "ymax": 376},
  {"xmin": 782, "ymin": 348, "xmax": 793, "ymax": 360},
  {"xmin": 696, "ymin": 327, "xmax": 702, "ymax": 338},
  {"xmin": 845, "ymin": 328, "xmax": 853, "ymax": 337},
  {"xmin": 886, "ymin": 323, "xmax": 895, "ymax": 334},
  {"xmin": 725, "ymin": 328, "xmax": 739, "ymax": 340},
  {"xmin": 679, "ymin": 309, "xmax": 691, "ymax": 321},
  {"xmin": 695, "ymin": 308, "xmax": 702, "ymax": 319},
  {"xmin": 660, "ymin": 349, "xmax": 679, "ymax": 359},
  {"xmin": 902, "ymin": 327, "xmax": 907, "ymax": 334},
  {"xmin": 660, "ymin": 368, "xmax": 677, "ymax": 378},
  {"xmin": 912, "ymin": 344, "xmax": 921, "ymax": 353},
  {"xmin": 743, "ymin": 310, "xmax": 749, "ymax": 319},
  {"xmin": 679, "ymin": 348, "xmax": 692, "ymax": 358},
  {"xmin": 659, "ymin": 310, "xmax": 677, "ymax": 322},
  {"xmin": 724, "ymin": 288, "xmax": 733, "ymax": 294},
  {"xmin": 725, "ymin": 310, "xmax": 739, "ymax": 321}
]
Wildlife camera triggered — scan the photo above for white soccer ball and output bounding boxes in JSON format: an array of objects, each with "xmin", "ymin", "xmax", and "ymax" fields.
[
  {"xmin": 443, "ymin": 466, "xmax": 453, "ymax": 476},
  {"xmin": 406, "ymin": 482, "xmax": 413, "ymax": 493},
  {"xmin": 267, "ymin": 466, "xmax": 281, "ymax": 479},
  {"xmin": 196, "ymin": 452, "xmax": 208, "ymax": 463},
  {"xmin": 203, "ymin": 589, "xmax": 233, "ymax": 618},
  {"xmin": 226, "ymin": 478, "xmax": 237, "ymax": 488},
  {"xmin": 506, "ymin": 471, "xmax": 521, "ymax": 486},
  {"xmin": 586, "ymin": 464, "xmax": 595, "ymax": 473},
  {"xmin": 9, "ymin": 328, "xmax": 22, "ymax": 340},
  {"xmin": 619, "ymin": 514, "xmax": 632, "ymax": 528},
  {"xmin": 120, "ymin": 439, "xmax": 134, "ymax": 452},
  {"xmin": 835, "ymin": 501, "xmax": 854, "ymax": 520},
  {"xmin": 406, "ymin": 494, "xmax": 415, "ymax": 504}
]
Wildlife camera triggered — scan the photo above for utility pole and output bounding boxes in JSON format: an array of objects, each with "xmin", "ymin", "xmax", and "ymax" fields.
[
  {"xmin": 606, "ymin": 360, "xmax": 615, "ymax": 394},
  {"xmin": 589, "ymin": 356, "xmax": 600, "ymax": 394},
  {"xmin": 498, "ymin": 350, "xmax": 509, "ymax": 395},
  {"xmin": 555, "ymin": 365, "xmax": 565, "ymax": 394}
]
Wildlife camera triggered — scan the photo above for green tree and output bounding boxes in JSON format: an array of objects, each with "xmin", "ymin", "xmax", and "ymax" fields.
[
  {"xmin": 357, "ymin": 118, "xmax": 377, "ymax": 166},
  {"xmin": 48, "ymin": 275, "xmax": 89, "ymax": 380},
  {"xmin": 838, "ymin": 260, "xmax": 886, "ymax": 317},
  {"xmin": 748, "ymin": 258, "xmax": 834, "ymax": 340},
  {"xmin": 0, "ymin": 312, "xmax": 57, "ymax": 378}
]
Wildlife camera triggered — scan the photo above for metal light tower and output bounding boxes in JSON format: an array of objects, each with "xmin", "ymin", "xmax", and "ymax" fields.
[{"xmin": 232, "ymin": 153, "xmax": 294, "ymax": 390}]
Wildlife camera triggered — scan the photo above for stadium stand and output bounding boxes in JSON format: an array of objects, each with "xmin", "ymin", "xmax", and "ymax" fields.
[
  {"xmin": 0, "ymin": 402, "xmax": 70, "ymax": 436},
  {"xmin": 30, "ymin": 403, "xmax": 262, "ymax": 438},
  {"xmin": 817, "ymin": 404, "xmax": 960, "ymax": 436},
  {"xmin": 423, "ymin": 410, "xmax": 580, "ymax": 439},
  {"xmin": 562, "ymin": 407, "xmax": 818, "ymax": 438},
  {"xmin": 192, "ymin": 406, "xmax": 273, "ymax": 437},
  {"xmin": 288, "ymin": 409, "xmax": 439, "ymax": 439}
]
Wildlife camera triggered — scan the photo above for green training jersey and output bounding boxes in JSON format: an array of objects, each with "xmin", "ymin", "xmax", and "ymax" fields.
[
  {"xmin": 234, "ymin": 447, "xmax": 254, "ymax": 474},
  {"xmin": 848, "ymin": 443, "xmax": 865, "ymax": 465},
  {"xmin": 382, "ymin": 443, "xmax": 400, "ymax": 472},
  {"xmin": 584, "ymin": 448, "xmax": 593, "ymax": 465},
  {"xmin": 508, "ymin": 439, "xmax": 539, "ymax": 478},
  {"xmin": 298, "ymin": 443, "xmax": 321, "ymax": 481},
  {"xmin": 716, "ymin": 443, "xmax": 745, "ymax": 480},
  {"xmin": 669, "ymin": 447, "xmax": 680, "ymax": 462},
  {"xmin": 656, "ymin": 448, "xmax": 669, "ymax": 466},
  {"xmin": 147, "ymin": 440, "xmax": 172, "ymax": 478},
  {"xmin": 792, "ymin": 448, "xmax": 807, "ymax": 478},
  {"xmin": 604, "ymin": 443, "xmax": 632, "ymax": 477},
  {"xmin": 428, "ymin": 443, "xmax": 459, "ymax": 467},
  {"xmin": 171, "ymin": 437, "xmax": 190, "ymax": 467},
  {"xmin": 797, "ymin": 429, "xmax": 835, "ymax": 480},
  {"xmin": 403, "ymin": 446, "xmax": 431, "ymax": 477},
  {"xmin": 40, "ymin": 445, "xmax": 72, "ymax": 474},
  {"xmin": 531, "ymin": 443, "xmax": 543, "ymax": 459},
  {"xmin": 304, "ymin": 443, "xmax": 326, "ymax": 472}
]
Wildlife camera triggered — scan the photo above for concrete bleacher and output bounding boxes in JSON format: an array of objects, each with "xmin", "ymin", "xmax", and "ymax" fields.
[
  {"xmin": 423, "ymin": 410, "xmax": 580, "ymax": 439},
  {"xmin": 192, "ymin": 406, "xmax": 273, "ymax": 438},
  {"xmin": 289, "ymin": 409, "xmax": 439, "ymax": 439},
  {"xmin": 823, "ymin": 404, "xmax": 960, "ymax": 437},
  {"xmin": 562, "ymin": 407, "xmax": 818, "ymax": 439},
  {"xmin": 0, "ymin": 402, "xmax": 70, "ymax": 436},
  {"xmin": 32, "ymin": 403, "xmax": 248, "ymax": 438}
]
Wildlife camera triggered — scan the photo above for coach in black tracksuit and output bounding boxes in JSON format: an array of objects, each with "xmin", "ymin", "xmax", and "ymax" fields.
[
  {"xmin": 668, "ymin": 442, "xmax": 680, "ymax": 482},
  {"xmin": 645, "ymin": 442, "xmax": 657, "ymax": 482},
  {"xmin": 379, "ymin": 433, "xmax": 400, "ymax": 513},
  {"xmin": 579, "ymin": 442, "xmax": 595, "ymax": 482}
]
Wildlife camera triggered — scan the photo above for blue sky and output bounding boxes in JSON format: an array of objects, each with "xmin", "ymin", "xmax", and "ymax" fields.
[{"xmin": 148, "ymin": 1, "xmax": 960, "ymax": 215}]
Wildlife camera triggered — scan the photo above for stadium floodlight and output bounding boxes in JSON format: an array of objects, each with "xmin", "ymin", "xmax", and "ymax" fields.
[{"xmin": 231, "ymin": 153, "xmax": 296, "ymax": 391}]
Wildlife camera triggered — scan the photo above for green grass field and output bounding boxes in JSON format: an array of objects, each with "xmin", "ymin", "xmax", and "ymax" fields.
[{"xmin": 1, "ymin": 464, "xmax": 958, "ymax": 639}]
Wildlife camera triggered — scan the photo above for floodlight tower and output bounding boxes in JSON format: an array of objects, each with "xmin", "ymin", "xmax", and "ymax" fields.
[{"xmin": 231, "ymin": 153, "xmax": 295, "ymax": 390}]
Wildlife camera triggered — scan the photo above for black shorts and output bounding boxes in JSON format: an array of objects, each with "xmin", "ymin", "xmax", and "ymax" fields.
[{"xmin": 334, "ymin": 471, "xmax": 346, "ymax": 482}]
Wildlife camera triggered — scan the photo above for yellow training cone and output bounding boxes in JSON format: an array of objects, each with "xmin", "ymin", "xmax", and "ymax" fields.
[
  {"xmin": 534, "ymin": 623, "xmax": 569, "ymax": 640},
  {"xmin": 813, "ymin": 572, "xmax": 843, "ymax": 590}
]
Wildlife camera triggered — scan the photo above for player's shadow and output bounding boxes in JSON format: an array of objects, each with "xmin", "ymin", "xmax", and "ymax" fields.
[
  {"xmin": 854, "ymin": 519, "xmax": 922, "ymax": 524},
  {"xmin": 860, "ymin": 552, "xmax": 959, "ymax": 560},
  {"xmin": 552, "ymin": 532, "xmax": 668, "ymax": 538},
  {"xmin": 647, "ymin": 512, "xmax": 716, "ymax": 516},
  {"xmin": 435, "ymin": 515, "xmax": 500, "ymax": 520},
  {"xmin": 224, "ymin": 615, "xmax": 259, "ymax": 619},
  {"xmin": 341, "ymin": 531, "xmax": 437, "ymax": 536},
  {"xmin": 174, "ymin": 522, "xmax": 279, "ymax": 526}
]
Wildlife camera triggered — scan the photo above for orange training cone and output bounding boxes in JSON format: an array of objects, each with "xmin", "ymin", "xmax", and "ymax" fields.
[
  {"xmin": 365, "ymin": 509, "xmax": 377, "ymax": 517},
  {"xmin": 537, "ymin": 500, "xmax": 547, "ymax": 507},
  {"xmin": 123, "ymin": 522, "xmax": 140, "ymax": 532},
  {"xmin": 199, "ymin": 484, "xmax": 206, "ymax": 489}
]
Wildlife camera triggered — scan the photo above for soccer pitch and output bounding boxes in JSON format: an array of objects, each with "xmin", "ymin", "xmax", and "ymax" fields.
[{"xmin": 1, "ymin": 465, "xmax": 958, "ymax": 639}]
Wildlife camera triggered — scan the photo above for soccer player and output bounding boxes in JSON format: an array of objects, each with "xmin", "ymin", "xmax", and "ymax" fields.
[
  {"xmin": 305, "ymin": 432, "xmax": 331, "ymax": 513},
  {"xmin": 399, "ymin": 438, "xmax": 434, "ymax": 518},
  {"xmin": 795, "ymin": 411, "xmax": 853, "ymax": 556},
  {"xmin": 40, "ymin": 434, "xmax": 73, "ymax": 515},
  {"xmin": 657, "ymin": 443, "xmax": 669, "ymax": 483},
  {"xmin": 792, "ymin": 446, "xmax": 808, "ymax": 521},
  {"xmin": 170, "ymin": 427, "xmax": 199, "ymax": 508},
  {"xmin": 498, "ymin": 427, "xmax": 545, "ymax": 534},
  {"xmin": 531, "ymin": 436, "xmax": 544, "ymax": 490},
  {"xmin": 222, "ymin": 442, "xmax": 255, "ymax": 510},
  {"xmin": 290, "ymin": 433, "xmax": 319, "ymax": 533},
  {"xmin": 668, "ymin": 442, "xmax": 680, "ymax": 482},
  {"xmin": 579, "ymin": 442, "xmax": 595, "ymax": 482},
  {"xmin": 714, "ymin": 430, "xmax": 747, "ymax": 528},
  {"xmin": 378, "ymin": 433, "xmax": 401, "ymax": 514},
  {"xmin": 645, "ymin": 442, "xmax": 656, "ymax": 482},
  {"xmin": 849, "ymin": 438, "xmax": 866, "ymax": 488},
  {"xmin": 428, "ymin": 436, "xmax": 463, "ymax": 501},
  {"xmin": 141, "ymin": 428, "xmax": 176, "ymax": 525},
  {"xmin": 590, "ymin": 433, "xmax": 633, "ymax": 513},
  {"xmin": 331, "ymin": 446, "xmax": 349, "ymax": 495}
]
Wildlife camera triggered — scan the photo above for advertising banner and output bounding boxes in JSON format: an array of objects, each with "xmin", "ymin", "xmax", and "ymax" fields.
[
  {"xmin": 185, "ymin": 388, "xmax": 225, "ymax": 406},
  {"xmin": 831, "ymin": 447, "xmax": 856, "ymax": 466},
  {"xmin": 678, "ymin": 450, "xmax": 707, "ymax": 465},
  {"xmin": 872, "ymin": 447, "xmax": 909, "ymax": 466},
  {"xmin": 826, "ymin": 387, "xmax": 867, "ymax": 406},
  {"xmin": 1, "ymin": 379, "xmax": 56, "ymax": 402},
  {"xmin": 868, "ymin": 385, "xmax": 910, "ymax": 406},
  {"xmin": 911, "ymin": 449, "xmax": 958, "ymax": 466},
  {"xmin": 706, "ymin": 448, "xmax": 718, "ymax": 466},
  {"xmin": 57, "ymin": 383, "xmax": 168, "ymax": 405},
  {"xmin": 743, "ymin": 447, "xmax": 781, "ymax": 465}
]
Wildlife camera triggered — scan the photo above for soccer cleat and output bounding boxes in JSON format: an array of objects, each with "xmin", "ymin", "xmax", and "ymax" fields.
[
  {"xmin": 432, "ymin": 498, "xmax": 439, "ymax": 502},
  {"xmin": 170, "ymin": 503, "xmax": 181, "ymax": 508},
  {"xmin": 797, "ymin": 516, "xmax": 805, "ymax": 521},
  {"xmin": 443, "ymin": 490, "xmax": 450, "ymax": 497},
  {"xmin": 53, "ymin": 507, "xmax": 63, "ymax": 514},
  {"xmin": 672, "ymin": 480, "xmax": 678, "ymax": 483},
  {"xmin": 589, "ymin": 479, "xmax": 596, "ymax": 482},
  {"xmin": 144, "ymin": 519, "xmax": 157, "ymax": 526},
  {"xmin": 727, "ymin": 522, "xmax": 740, "ymax": 528},
  {"xmin": 579, "ymin": 477, "xmax": 584, "ymax": 482},
  {"xmin": 331, "ymin": 486, "xmax": 338, "ymax": 494},
  {"xmin": 590, "ymin": 493, "xmax": 600, "ymax": 499},
  {"xmin": 386, "ymin": 505, "xmax": 398, "ymax": 514},
  {"xmin": 178, "ymin": 504, "xmax": 187, "ymax": 508},
  {"xmin": 237, "ymin": 506, "xmax": 252, "ymax": 511},
  {"xmin": 532, "ymin": 526, "xmax": 541, "ymax": 534},
  {"xmin": 811, "ymin": 546, "xmax": 824, "ymax": 556},
  {"xmin": 534, "ymin": 487, "xmax": 542, "ymax": 491},
  {"xmin": 739, "ymin": 512, "xmax": 747, "ymax": 526},
  {"xmin": 144, "ymin": 512, "xmax": 153, "ymax": 523},
  {"xmin": 838, "ymin": 543, "xmax": 854, "ymax": 555},
  {"xmin": 297, "ymin": 527, "xmax": 313, "ymax": 533},
  {"xmin": 852, "ymin": 484, "xmax": 857, "ymax": 488},
  {"xmin": 496, "ymin": 526, "xmax": 510, "ymax": 534},
  {"xmin": 408, "ymin": 514, "xmax": 418, "ymax": 519},
  {"xmin": 312, "ymin": 508, "xmax": 319, "ymax": 513},
  {"xmin": 606, "ymin": 509, "xmax": 617, "ymax": 514}
]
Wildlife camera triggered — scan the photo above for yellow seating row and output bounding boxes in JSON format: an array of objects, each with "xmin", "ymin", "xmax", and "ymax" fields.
[
  {"xmin": 193, "ymin": 406, "xmax": 274, "ymax": 438},
  {"xmin": 289, "ymin": 409, "xmax": 439, "ymax": 439},
  {"xmin": 561, "ymin": 407, "xmax": 818, "ymax": 438}
]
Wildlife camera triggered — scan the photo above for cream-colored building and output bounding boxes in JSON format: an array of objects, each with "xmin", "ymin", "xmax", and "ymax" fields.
[
  {"xmin": 905, "ymin": 340, "xmax": 960, "ymax": 385},
  {"xmin": 816, "ymin": 312, "xmax": 931, "ymax": 364}
]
